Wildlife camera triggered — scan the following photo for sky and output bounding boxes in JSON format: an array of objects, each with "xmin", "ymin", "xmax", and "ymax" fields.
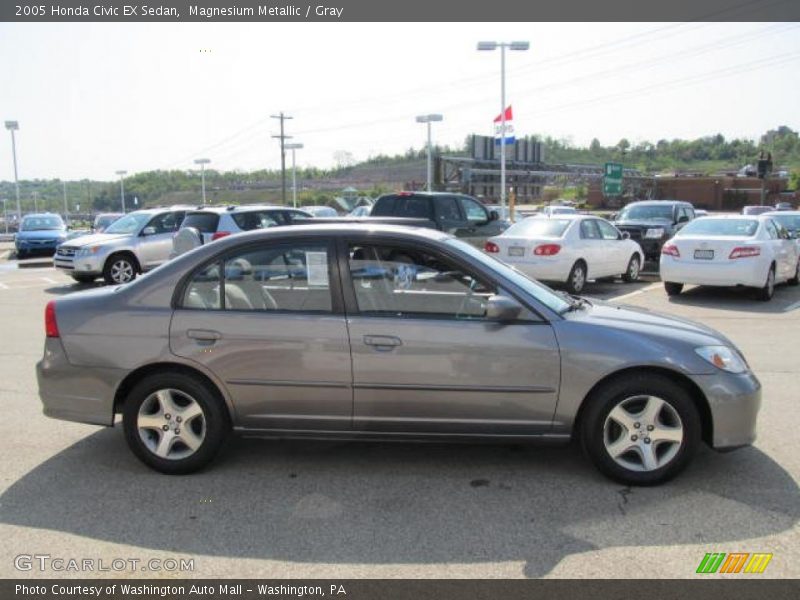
[{"xmin": 0, "ymin": 21, "xmax": 798, "ymax": 181}]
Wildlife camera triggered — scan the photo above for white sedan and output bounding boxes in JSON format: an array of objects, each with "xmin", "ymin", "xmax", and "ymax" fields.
[
  {"xmin": 660, "ymin": 215, "xmax": 800, "ymax": 301},
  {"xmin": 484, "ymin": 214, "xmax": 644, "ymax": 294}
]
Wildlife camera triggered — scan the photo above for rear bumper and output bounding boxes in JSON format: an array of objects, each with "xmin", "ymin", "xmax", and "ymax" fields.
[
  {"xmin": 660, "ymin": 257, "xmax": 765, "ymax": 287},
  {"xmin": 503, "ymin": 259, "xmax": 571, "ymax": 283},
  {"xmin": 692, "ymin": 370, "xmax": 761, "ymax": 450},
  {"xmin": 36, "ymin": 338, "xmax": 125, "ymax": 427}
]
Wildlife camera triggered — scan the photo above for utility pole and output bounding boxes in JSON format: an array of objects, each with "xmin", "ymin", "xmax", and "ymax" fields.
[
  {"xmin": 32, "ymin": 191, "xmax": 38, "ymax": 213},
  {"xmin": 271, "ymin": 112, "xmax": 293, "ymax": 205},
  {"xmin": 62, "ymin": 181, "xmax": 69, "ymax": 225},
  {"xmin": 5, "ymin": 121, "xmax": 22, "ymax": 221},
  {"xmin": 116, "ymin": 170, "xmax": 127, "ymax": 213}
]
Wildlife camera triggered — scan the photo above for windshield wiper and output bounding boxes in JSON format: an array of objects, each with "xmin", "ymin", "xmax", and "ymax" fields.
[{"xmin": 558, "ymin": 291, "xmax": 590, "ymax": 312}]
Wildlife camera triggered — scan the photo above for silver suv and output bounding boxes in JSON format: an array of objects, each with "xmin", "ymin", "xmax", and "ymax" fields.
[{"xmin": 54, "ymin": 206, "xmax": 191, "ymax": 284}]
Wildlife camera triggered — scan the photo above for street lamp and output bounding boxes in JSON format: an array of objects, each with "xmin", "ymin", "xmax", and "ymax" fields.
[
  {"xmin": 2, "ymin": 199, "xmax": 7, "ymax": 234},
  {"xmin": 115, "ymin": 170, "xmax": 127, "ymax": 213},
  {"xmin": 194, "ymin": 158, "xmax": 211, "ymax": 205},
  {"xmin": 4, "ymin": 120, "xmax": 22, "ymax": 221},
  {"xmin": 415, "ymin": 114, "xmax": 443, "ymax": 192},
  {"xmin": 477, "ymin": 40, "xmax": 529, "ymax": 213},
  {"xmin": 284, "ymin": 143, "xmax": 303, "ymax": 208}
]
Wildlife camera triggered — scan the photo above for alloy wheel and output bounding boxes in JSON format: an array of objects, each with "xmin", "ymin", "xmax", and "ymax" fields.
[
  {"xmin": 603, "ymin": 395, "xmax": 684, "ymax": 472},
  {"xmin": 137, "ymin": 389, "xmax": 206, "ymax": 460},
  {"xmin": 110, "ymin": 259, "xmax": 135, "ymax": 284}
]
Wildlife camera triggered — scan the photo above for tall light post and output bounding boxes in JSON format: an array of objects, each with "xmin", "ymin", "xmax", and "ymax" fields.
[
  {"xmin": 415, "ymin": 114, "xmax": 443, "ymax": 192},
  {"xmin": 194, "ymin": 158, "xmax": 211, "ymax": 205},
  {"xmin": 2, "ymin": 199, "xmax": 7, "ymax": 234},
  {"xmin": 62, "ymin": 180, "xmax": 69, "ymax": 225},
  {"xmin": 4, "ymin": 121, "xmax": 22, "ymax": 221},
  {"xmin": 284, "ymin": 143, "xmax": 303, "ymax": 208},
  {"xmin": 115, "ymin": 170, "xmax": 127, "ymax": 213},
  {"xmin": 477, "ymin": 40, "xmax": 529, "ymax": 214}
]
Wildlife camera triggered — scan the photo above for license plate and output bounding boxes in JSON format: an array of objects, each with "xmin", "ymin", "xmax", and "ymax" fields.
[
  {"xmin": 694, "ymin": 249, "xmax": 714, "ymax": 260},
  {"xmin": 508, "ymin": 247, "xmax": 525, "ymax": 257}
]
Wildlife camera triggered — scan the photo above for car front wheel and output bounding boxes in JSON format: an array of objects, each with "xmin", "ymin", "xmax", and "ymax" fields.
[
  {"xmin": 103, "ymin": 254, "xmax": 138, "ymax": 285},
  {"xmin": 122, "ymin": 372, "xmax": 230, "ymax": 474},
  {"xmin": 580, "ymin": 373, "xmax": 700, "ymax": 485}
]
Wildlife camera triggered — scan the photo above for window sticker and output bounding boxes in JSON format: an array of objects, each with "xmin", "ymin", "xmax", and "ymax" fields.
[{"xmin": 305, "ymin": 251, "xmax": 329, "ymax": 286}]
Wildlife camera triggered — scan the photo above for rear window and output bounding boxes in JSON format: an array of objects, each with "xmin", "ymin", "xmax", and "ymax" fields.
[
  {"xmin": 503, "ymin": 218, "xmax": 571, "ymax": 238},
  {"xmin": 372, "ymin": 195, "xmax": 432, "ymax": 219},
  {"xmin": 182, "ymin": 212, "xmax": 221, "ymax": 234},
  {"xmin": 678, "ymin": 218, "xmax": 759, "ymax": 237},
  {"xmin": 231, "ymin": 211, "xmax": 282, "ymax": 230}
]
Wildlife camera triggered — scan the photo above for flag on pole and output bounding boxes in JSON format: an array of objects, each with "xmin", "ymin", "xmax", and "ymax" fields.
[{"xmin": 493, "ymin": 106, "xmax": 515, "ymax": 146}]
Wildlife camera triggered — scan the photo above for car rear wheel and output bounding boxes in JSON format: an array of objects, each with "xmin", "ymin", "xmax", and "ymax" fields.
[
  {"xmin": 103, "ymin": 254, "xmax": 138, "ymax": 285},
  {"xmin": 755, "ymin": 264, "xmax": 775, "ymax": 301},
  {"xmin": 664, "ymin": 282, "xmax": 683, "ymax": 296},
  {"xmin": 621, "ymin": 255, "xmax": 641, "ymax": 283},
  {"xmin": 565, "ymin": 261, "xmax": 587, "ymax": 294},
  {"xmin": 122, "ymin": 372, "xmax": 230, "ymax": 474},
  {"xmin": 580, "ymin": 374, "xmax": 700, "ymax": 485}
]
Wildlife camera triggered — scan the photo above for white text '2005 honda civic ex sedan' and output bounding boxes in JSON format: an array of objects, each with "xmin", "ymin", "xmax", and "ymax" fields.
[
  {"xmin": 483, "ymin": 215, "xmax": 644, "ymax": 294},
  {"xmin": 660, "ymin": 215, "xmax": 800, "ymax": 300}
]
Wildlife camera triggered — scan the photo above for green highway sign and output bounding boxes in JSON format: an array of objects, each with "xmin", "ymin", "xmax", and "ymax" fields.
[{"xmin": 603, "ymin": 162, "xmax": 623, "ymax": 196}]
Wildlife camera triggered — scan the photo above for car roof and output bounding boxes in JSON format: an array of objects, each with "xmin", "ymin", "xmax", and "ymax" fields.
[
  {"xmin": 211, "ymin": 222, "xmax": 451, "ymax": 245},
  {"xmin": 693, "ymin": 214, "xmax": 772, "ymax": 220},
  {"xmin": 623, "ymin": 200, "xmax": 691, "ymax": 206},
  {"xmin": 188, "ymin": 205, "xmax": 309, "ymax": 214},
  {"xmin": 763, "ymin": 210, "xmax": 800, "ymax": 216},
  {"xmin": 23, "ymin": 212, "xmax": 62, "ymax": 218},
  {"xmin": 530, "ymin": 213, "xmax": 595, "ymax": 221}
]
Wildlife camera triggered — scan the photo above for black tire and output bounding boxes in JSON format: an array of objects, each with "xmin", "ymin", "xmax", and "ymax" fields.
[
  {"xmin": 621, "ymin": 254, "xmax": 641, "ymax": 283},
  {"xmin": 16, "ymin": 250, "xmax": 27, "ymax": 260},
  {"xmin": 103, "ymin": 253, "xmax": 138, "ymax": 285},
  {"xmin": 71, "ymin": 273, "xmax": 96, "ymax": 284},
  {"xmin": 122, "ymin": 371, "xmax": 230, "ymax": 474},
  {"xmin": 664, "ymin": 281, "xmax": 683, "ymax": 296},
  {"xmin": 580, "ymin": 373, "xmax": 701, "ymax": 486},
  {"xmin": 755, "ymin": 264, "xmax": 775, "ymax": 302},
  {"xmin": 565, "ymin": 260, "xmax": 587, "ymax": 295},
  {"xmin": 788, "ymin": 260, "xmax": 799, "ymax": 286}
]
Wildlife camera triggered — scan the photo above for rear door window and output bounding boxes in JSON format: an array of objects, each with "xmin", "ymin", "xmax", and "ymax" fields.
[{"xmin": 231, "ymin": 211, "xmax": 281, "ymax": 231}]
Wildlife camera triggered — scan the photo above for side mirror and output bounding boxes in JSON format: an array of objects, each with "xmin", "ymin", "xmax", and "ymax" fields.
[
  {"xmin": 141, "ymin": 226, "xmax": 156, "ymax": 236},
  {"xmin": 485, "ymin": 295, "xmax": 522, "ymax": 322},
  {"xmin": 489, "ymin": 210, "xmax": 500, "ymax": 221},
  {"xmin": 621, "ymin": 231, "xmax": 631, "ymax": 240}
]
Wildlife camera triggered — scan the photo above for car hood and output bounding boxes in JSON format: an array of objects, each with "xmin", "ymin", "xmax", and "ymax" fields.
[
  {"xmin": 16, "ymin": 230, "xmax": 67, "ymax": 240},
  {"xmin": 614, "ymin": 219, "xmax": 673, "ymax": 229},
  {"xmin": 573, "ymin": 299, "xmax": 735, "ymax": 348},
  {"xmin": 62, "ymin": 233, "xmax": 129, "ymax": 247}
]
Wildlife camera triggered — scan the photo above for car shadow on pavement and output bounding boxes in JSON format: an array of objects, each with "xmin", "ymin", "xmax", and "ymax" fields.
[
  {"xmin": 1, "ymin": 431, "xmax": 797, "ymax": 577},
  {"xmin": 44, "ymin": 282, "xmax": 105, "ymax": 295},
  {"xmin": 666, "ymin": 284, "xmax": 800, "ymax": 314}
]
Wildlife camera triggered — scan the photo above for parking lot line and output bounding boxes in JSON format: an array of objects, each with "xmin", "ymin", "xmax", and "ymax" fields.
[
  {"xmin": 606, "ymin": 282, "xmax": 661, "ymax": 301},
  {"xmin": 784, "ymin": 300, "xmax": 800, "ymax": 313}
]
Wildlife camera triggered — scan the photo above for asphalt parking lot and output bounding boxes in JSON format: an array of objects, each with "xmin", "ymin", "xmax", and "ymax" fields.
[{"xmin": 0, "ymin": 244, "xmax": 797, "ymax": 579}]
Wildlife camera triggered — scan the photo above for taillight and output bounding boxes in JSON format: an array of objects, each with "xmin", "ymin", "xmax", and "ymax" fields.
[
  {"xmin": 729, "ymin": 246, "xmax": 760, "ymax": 259},
  {"xmin": 533, "ymin": 244, "xmax": 561, "ymax": 256},
  {"xmin": 211, "ymin": 231, "xmax": 231, "ymax": 241},
  {"xmin": 661, "ymin": 244, "xmax": 680, "ymax": 257},
  {"xmin": 45, "ymin": 300, "xmax": 59, "ymax": 338},
  {"xmin": 484, "ymin": 241, "xmax": 500, "ymax": 253}
]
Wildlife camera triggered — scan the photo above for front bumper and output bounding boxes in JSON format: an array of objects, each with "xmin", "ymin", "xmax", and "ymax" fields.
[
  {"xmin": 37, "ymin": 337, "xmax": 125, "ymax": 426},
  {"xmin": 692, "ymin": 370, "xmax": 761, "ymax": 450},
  {"xmin": 54, "ymin": 253, "xmax": 104, "ymax": 275},
  {"xmin": 16, "ymin": 239, "xmax": 63, "ymax": 254}
]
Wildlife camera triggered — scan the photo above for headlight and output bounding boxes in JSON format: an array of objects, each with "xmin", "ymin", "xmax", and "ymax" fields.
[
  {"xmin": 77, "ymin": 246, "xmax": 102, "ymax": 257},
  {"xmin": 695, "ymin": 346, "xmax": 747, "ymax": 374},
  {"xmin": 645, "ymin": 228, "xmax": 665, "ymax": 239}
]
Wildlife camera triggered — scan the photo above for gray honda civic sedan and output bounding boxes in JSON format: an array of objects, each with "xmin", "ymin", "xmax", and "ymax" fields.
[{"xmin": 37, "ymin": 224, "xmax": 761, "ymax": 485}]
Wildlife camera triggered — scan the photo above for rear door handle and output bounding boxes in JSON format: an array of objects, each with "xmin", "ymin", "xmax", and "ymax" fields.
[
  {"xmin": 363, "ymin": 335, "xmax": 402, "ymax": 350},
  {"xmin": 187, "ymin": 329, "xmax": 222, "ymax": 343}
]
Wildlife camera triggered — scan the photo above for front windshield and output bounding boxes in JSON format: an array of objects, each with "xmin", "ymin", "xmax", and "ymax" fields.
[
  {"xmin": 104, "ymin": 213, "xmax": 150, "ymax": 234},
  {"xmin": 617, "ymin": 204, "xmax": 674, "ymax": 221},
  {"xmin": 503, "ymin": 218, "xmax": 570, "ymax": 238},
  {"xmin": 769, "ymin": 214, "xmax": 800, "ymax": 231},
  {"xmin": 21, "ymin": 216, "xmax": 64, "ymax": 231},
  {"xmin": 677, "ymin": 218, "xmax": 758, "ymax": 237},
  {"xmin": 446, "ymin": 238, "xmax": 570, "ymax": 314}
]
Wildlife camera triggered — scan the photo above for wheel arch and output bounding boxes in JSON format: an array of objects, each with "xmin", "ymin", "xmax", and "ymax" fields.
[
  {"xmin": 104, "ymin": 249, "xmax": 141, "ymax": 274},
  {"xmin": 113, "ymin": 362, "xmax": 234, "ymax": 424},
  {"xmin": 572, "ymin": 366, "xmax": 713, "ymax": 446}
]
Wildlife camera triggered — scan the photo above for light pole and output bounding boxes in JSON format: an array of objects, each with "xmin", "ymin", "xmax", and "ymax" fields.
[
  {"xmin": 415, "ymin": 114, "xmax": 443, "ymax": 192},
  {"xmin": 115, "ymin": 170, "xmax": 127, "ymax": 213},
  {"xmin": 32, "ymin": 191, "xmax": 38, "ymax": 213},
  {"xmin": 2, "ymin": 199, "xmax": 7, "ymax": 234},
  {"xmin": 194, "ymin": 158, "xmax": 211, "ymax": 205},
  {"xmin": 62, "ymin": 180, "xmax": 69, "ymax": 225},
  {"xmin": 477, "ymin": 40, "xmax": 529, "ymax": 214},
  {"xmin": 284, "ymin": 143, "xmax": 303, "ymax": 208},
  {"xmin": 4, "ymin": 121, "xmax": 21, "ymax": 221}
]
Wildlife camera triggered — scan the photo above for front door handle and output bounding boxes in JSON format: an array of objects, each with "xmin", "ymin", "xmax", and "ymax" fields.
[
  {"xmin": 187, "ymin": 329, "xmax": 222, "ymax": 344},
  {"xmin": 364, "ymin": 335, "xmax": 402, "ymax": 350}
]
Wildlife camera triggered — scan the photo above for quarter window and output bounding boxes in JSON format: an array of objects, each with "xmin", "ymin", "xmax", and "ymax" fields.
[
  {"xmin": 348, "ymin": 244, "xmax": 495, "ymax": 319},
  {"xmin": 596, "ymin": 219, "xmax": 620, "ymax": 240},
  {"xmin": 182, "ymin": 244, "xmax": 333, "ymax": 312},
  {"xmin": 580, "ymin": 220, "xmax": 602, "ymax": 240},
  {"xmin": 764, "ymin": 220, "xmax": 779, "ymax": 240}
]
